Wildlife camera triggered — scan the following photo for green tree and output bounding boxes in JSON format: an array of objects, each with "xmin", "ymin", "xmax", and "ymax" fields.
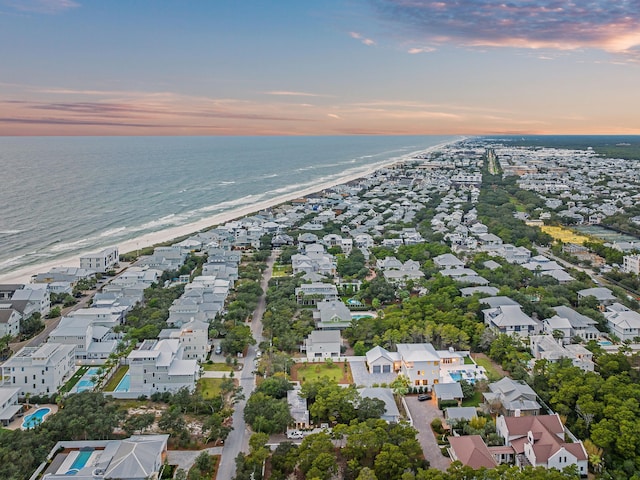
[{"xmin": 244, "ymin": 392, "xmax": 291, "ymax": 434}]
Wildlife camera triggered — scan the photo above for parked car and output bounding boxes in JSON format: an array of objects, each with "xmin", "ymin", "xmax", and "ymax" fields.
[
  {"xmin": 286, "ymin": 430, "xmax": 304, "ymax": 439},
  {"xmin": 214, "ymin": 345, "xmax": 222, "ymax": 355},
  {"xmin": 417, "ymin": 394, "xmax": 432, "ymax": 401}
]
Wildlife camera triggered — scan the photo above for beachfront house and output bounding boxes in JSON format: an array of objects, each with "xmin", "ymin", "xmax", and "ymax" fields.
[
  {"xmin": 79, "ymin": 246, "xmax": 119, "ymax": 273},
  {"xmin": 32, "ymin": 267, "xmax": 96, "ymax": 285},
  {"xmin": 11, "ymin": 285, "xmax": 50, "ymax": 317},
  {"xmin": 0, "ymin": 305, "xmax": 21, "ymax": 338},
  {"xmin": 1, "ymin": 343, "xmax": 76, "ymax": 396}
]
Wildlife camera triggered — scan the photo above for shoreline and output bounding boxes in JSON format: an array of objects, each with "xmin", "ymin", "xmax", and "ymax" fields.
[{"xmin": 0, "ymin": 138, "xmax": 461, "ymax": 284}]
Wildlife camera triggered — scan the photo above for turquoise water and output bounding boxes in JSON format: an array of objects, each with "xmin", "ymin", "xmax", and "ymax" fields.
[
  {"xmin": 75, "ymin": 367, "xmax": 101, "ymax": 392},
  {"xmin": 66, "ymin": 449, "xmax": 93, "ymax": 474},
  {"xmin": 0, "ymin": 135, "xmax": 457, "ymax": 275},
  {"xmin": 351, "ymin": 315, "xmax": 373, "ymax": 320},
  {"xmin": 22, "ymin": 407, "xmax": 51, "ymax": 429},
  {"xmin": 599, "ymin": 341, "xmax": 613, "ymax": 346},
  {"xmin": 115, "ymin": 372, "xmax": 130, "ymax": 392}
]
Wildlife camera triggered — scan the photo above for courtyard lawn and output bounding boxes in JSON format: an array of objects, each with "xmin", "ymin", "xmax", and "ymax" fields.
[
  {"xmin": 203, "ymin": 363, "xmax": 234, "ymax": 372},
  {"xmin": 473, "ymin": 356, "xmax": 504, "ymax": 382},
  {"xmin": 59, "ymin": 366, "xmax": 89, "ymax": 394},
  {"xmin": 103, "ymin": 366, "xmax": 129, "ymax": 392},
  {"xmin": 199, "ymin": 378, "xmax": 224, "ymax": 399},
  {"xmin": 462, "ymin": 391, "xmax": 484, "ymax": 407},
  {"xmin": 290, "ymin": 361, "xmax": 353, "ymax": 385}
]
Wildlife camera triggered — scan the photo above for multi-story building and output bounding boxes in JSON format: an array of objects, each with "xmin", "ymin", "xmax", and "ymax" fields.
[
  {"xmin": 1, "ymin": 343, "xmax": 76, "ymax": 396},
  {"xmin": 127, "ymin": 339, "xmax": 199, "ymax": 396},
  {"xmin": 623, "ymin": 254, "xmax": 640, "ymax": 275},
  {"xmin": 80, "ymin": 246, "xmax": 119, "ymax": 273}
]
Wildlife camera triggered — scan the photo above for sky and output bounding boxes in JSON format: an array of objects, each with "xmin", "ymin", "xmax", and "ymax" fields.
[{"xmin": 1, "ymin": 0, "xmax": 640, "ymax": 136}]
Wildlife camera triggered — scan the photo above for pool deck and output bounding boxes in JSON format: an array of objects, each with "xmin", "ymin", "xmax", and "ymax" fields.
[{"xmin": 5, "ymin": 403, "xmax": 58, "ymax": 430}]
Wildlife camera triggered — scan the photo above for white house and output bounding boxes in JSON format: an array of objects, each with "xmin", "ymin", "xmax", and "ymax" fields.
[
  {"xmin": 483, "ymin": 305, "xmax": 540, "ymax": 336},
  {"xmin": 605, "ymin": 304, "xmax": 640, "ymax": 341},
  {"xmin": 529, "ymin": 335, "xmax": 594, "ymax": 371},
  {"xmin": 396, "ymin": 343, "xmax": 440, "ymax": 387},
  {"xmin": 48, "ymin": 316, "xmax": 119, "ymax": 364},
  {"xmin": 0, "ymin": 305, "xmax": 21, "ymax": 338},
  {"xmin": 127, "ymin": 339, "xmax": 199, "ymax": 396},
  {"xmin": 623, "ymin": 254, "xmax": 640, "ymax": 275},
  {"xmin": 161, "ymin": 319, "xmax": 209, "ymax": 362},
  {"xmin": 11, "ymin": 286, "xmax": 50, "ymax": 317},
  {"xmin": 0, "ymin": 386, "xmax": 21, "ymax": 426},
  {"xmin": 295, "ymin": 283, "xmax": 339, "ymax": 306},
  {"xmin": 365, "ymin": 346, "xmax": 401, "ymax": 374},
  {"xmin": 80, "ymin": 246, "xmax": 119, "ymax": 273},
  {"xmin": 303, "ymin": 330, "xmax": 341, "ymax": 360},
  {"xmin": 1, "ymin": 343, "xmax": 76, "ymax": 396}
]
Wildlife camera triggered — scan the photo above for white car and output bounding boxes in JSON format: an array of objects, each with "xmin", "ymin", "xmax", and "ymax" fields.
[{"xmin": 286, "ymin": 430, "xmax": 304, "ymax": 439}]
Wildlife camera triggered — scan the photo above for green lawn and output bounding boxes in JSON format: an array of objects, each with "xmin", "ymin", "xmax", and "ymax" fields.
[
  {"xmin": 461, "ymin": 391, "xmax": 484, "ymax": 407},
  {"xmin": 103, "ymin": 366, "xmax": 129, "ymax": 392},
  {"xmin": 199, "ymin": 378, "xmax": 224, "ymax": 399},
  {"xmin": 59, "ymin": 366, "xmax": 89, "ymax": 394},
  {"xmin": 474, "ymin": 357, "xmax": 504, "ymax": 382},
  {"xmin": 291, "ymin": 362, "xmax": 353, "ymax": 385},
  {"xmin": 463, "ymin": 356, "xmax": 475, "ymax": 365},
  {"xmin": 203, "ymin": 363, "xmax": 234, "ymax": 372}
]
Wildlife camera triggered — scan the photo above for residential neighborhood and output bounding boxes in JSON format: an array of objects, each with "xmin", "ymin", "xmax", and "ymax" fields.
[{"xmin": 1, "ymin": 138, "xmax": 640, "ymax": 480}]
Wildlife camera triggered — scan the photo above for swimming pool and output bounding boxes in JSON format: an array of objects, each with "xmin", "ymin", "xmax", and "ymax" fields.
[
  {"xmin": 65, "ymin": 449, "xmax": 93, "ymax": 474},
  {"xmin": 75, "ymin": 367, "xmax": 102, "ymax": 392},
  {"xmin": 599, "ymin": 340, "xmax": 613, "ymax": 346},
  {"xmin": 351, "ymin": 315, "xmax": 373, "ymax": 320},
  {"xmin": 22, "ymin": 407, "xmax": 51, "ymax": 429},
  {"xmin": 115, "ymin": 372, "xmax": 130, "ymax": 392}
]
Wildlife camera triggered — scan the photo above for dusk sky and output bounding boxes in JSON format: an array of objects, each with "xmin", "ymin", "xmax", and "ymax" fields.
[{"xmin": 2, "ymin": 0, "xmax": 640, "ymax": 135}]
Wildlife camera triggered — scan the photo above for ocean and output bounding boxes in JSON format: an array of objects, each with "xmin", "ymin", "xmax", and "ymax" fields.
[{"xmin": 0, "ymin": 135, "xmax": 458, "ymax": 276}]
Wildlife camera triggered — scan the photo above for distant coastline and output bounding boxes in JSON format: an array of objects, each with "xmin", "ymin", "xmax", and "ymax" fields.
[{"xmin": 0, "ymin": 137, "xmax": 462, "ymax": 284}]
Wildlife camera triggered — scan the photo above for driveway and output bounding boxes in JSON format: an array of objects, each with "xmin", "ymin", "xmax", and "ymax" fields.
[
  {"xmin": 349, "ymin": 359, "xmax": 397, "ymax": 387},
  {"xmin": 404, "ymin": 396, "xmax": 451, "ymax": 471}
]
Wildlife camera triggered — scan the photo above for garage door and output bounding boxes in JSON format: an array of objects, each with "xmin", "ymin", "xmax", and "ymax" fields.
[
  {"xmin": 382, "ymin": 365, "xmax": 391, "ymax": 373},
  {"xmin": 372, "ymin": 365, "xmax": 381, "ymax": 373}
]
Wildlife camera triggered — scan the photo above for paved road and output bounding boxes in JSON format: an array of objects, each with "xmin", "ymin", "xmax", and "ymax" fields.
[
  {"xmin": 10, "ymin": 290, "xmax": 94, "ymax": 353},
  {"xmin": 217, "ymin": 251, "xmax": 276, "ymax": 480},
  {"xmin": 404, "ymin": 396, "xmax": 451, "ymax": 471}
]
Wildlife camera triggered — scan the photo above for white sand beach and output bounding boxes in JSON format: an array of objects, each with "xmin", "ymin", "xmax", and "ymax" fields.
[{"xmin": 0, "ymin": 139, "xmax": 459, "ymax": 285}]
